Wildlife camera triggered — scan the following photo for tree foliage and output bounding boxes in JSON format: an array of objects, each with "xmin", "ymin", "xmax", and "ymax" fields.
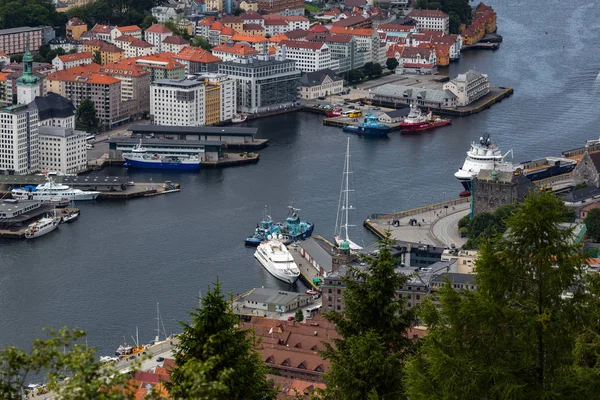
[
  {"xmin": 167, "ymin": 280, "xmax": 276, "ymax": 400},
  {"xmin": 347, "ymin": 69, "xmax": 364, "ymax": 83},
  {"xmin": 0, "ymin": 0, "xmax": 67, "ymax": 33},
  {"xmin": 405, "ymin": 191, "xmax": 599, "ymax": 399},
  {"xmin": 77, "ymin": 98, "xmax": 98, "ymax": 131},
  {"xmin": 0, "ymin": 328, "xmax": 136, "ymax": 400},
  {"xmin": 190, "ymin": 36, "xmax": 212, "ymax": 50},
  {"xmin": 586, "ymin": 208, "xmax": 600, "ymax": 242},
  {"xmin": 322, "ymin": 237, "xmax": 417, "ymax": 399},
  {"xmin": 386, "ymin": 57, "xmax": 399, "ymax": 71},
  {"xmin": 294, "ymin": 308, "xmax": 304, "ymax": 322},
  {"xmin": 363, "ymin": 62, "xmax": 382, "ymax": 77},
  {"xmin": 93, "ymin": 50, "xmax": 102, "ymax": 65},
  {"xmin": 66, "ymin": 0, "xmax": 161, "ymax": 28},
  {"xmin": 413, "ymin": 0, "xmax": 473, "ymax": 34}
]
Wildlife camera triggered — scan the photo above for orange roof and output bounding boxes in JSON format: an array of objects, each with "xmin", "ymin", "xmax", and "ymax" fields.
[
  {"xmin": 162, "ymin": 35, "xmax": 188, "ymax": 45},
  {"xmin": 83, "ymin": 39, "xmax": 106, "ymax": 47},
  {"xmin": 100, "ymin": 44, "xmax": 124, "ymax": 53},
  {"xmin": 145, "ymin": 23, "xmax": 172, "ymax": 34},
  {"xmin": 268, "ymin": 46, "xmax": 276, "ymax": 55},
  {"xmin": 130, "ymin": 39, "xmax": 154, "ymax": 48},
  {"xmin": 230, "ymin": 32, "xmax": 267, "ymax": 43},
  {"xmin": 329, "ymin": 26, "xmax": 375, "ymax": 36},
  {"xmin": 101, "ymin": 59, "xmax": 150, "ymax": 76},
  {"xmin": 91, "ymin": 24, "xmax": 113, "ymax": 34},
  {"xmin": 0, "ymin": 71, "xmax": 9, "ymax": 81},
  {"xmin": 209, "ymin": 21, "xmax": 223, "ymax": 31},
  {"xmin": 174, "ymin": 46, "xmax": 222, "ymax": 63},
  {"xmin": 283, "ymin": 16, "xmax": 308, "ymax": 22},
  {"xmin": 118, "ymin": 25, "xmax": 141, "ymax": 32},
  {"xmin": 197, "ymin": 17, "xmax": 215, "ymax": 27},
  {"xmin": 220, "ymin": 26, "xmax": 234, "ymax": 36},
  {"xmin": 47, "ymin": 64, "xmax": 119, "ymax": 85},
  {"xmin": 57, "ymin": 52, "xmax": 93, "ymax": 62},
  {"xmin": 212, "ymin": 43, "xmax": 259, "ymax": 55},
  {"xmin": 87, "ymin": 73, "xmax": 121, "ymax": 84},
  {"xmin": 269, "ymin": 33, "xmax": 289, "ymax": 43},
  {"xmin": 113, "ymin": 35, "xmax": 137, "ymax": 43},
  {"xmin": 134, "ymin": 52, "xmax": 184, "ymax": 70}
]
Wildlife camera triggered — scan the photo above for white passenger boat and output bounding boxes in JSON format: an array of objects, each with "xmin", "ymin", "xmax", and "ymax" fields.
[
  {"xmin": 254, "ymin": 236, "xmax": 301, "ymax": 284},
  {"xmin": 12, "ymin": 178, "xmax": 100, "ymax": 201},
  {"xmin": 25, "ymin": 217, "xmax": 60, "ymax": 239}
]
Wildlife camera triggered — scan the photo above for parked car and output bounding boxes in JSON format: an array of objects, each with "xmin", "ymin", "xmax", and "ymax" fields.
[
  {"xmin": 287, "ymin": 316, "xmax": 295, "ymax": 321},
  {"xmin": 318, "ymin": 96, "xmax": 327, "ymax": 100},
  {"xmin": 373, "ymin": 107, "xmax": 381, "ymax": 110},
  {"xmin": 344, "ymin": 98, "xmax": 351, "ymax": 102}
]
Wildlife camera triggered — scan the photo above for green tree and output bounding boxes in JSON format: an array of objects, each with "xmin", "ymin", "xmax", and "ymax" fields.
[
  {"xmin": 322, "ymin": 237, "xmax": 416, "ymax": 399},
  {"xmin": 0, "ymin": 328, "xmax": 136, "ymax": 400},
  {"xmin": 294, "ymin": 308, "xmax": 304, "ymax": 322},
  {"xmin": 191, "ymin": 36, "xmax": 212, "ymax": 50},
  {"xmin": 233, "ymin": 7, "xmax": 244, "ymax": 16},
  {"xmin": 140, "ymin": 15, "xmax": 158, "ymax": 30},
  {"xmin": 167, "ymin": 280, "xmax": 276, "ymax": 400},
  {"xmin": 363, "ymin": 62, "xmax": 382, "ymax": 77},
  {"xmin": 347, "ymin": 69, "xmax": 364, "ymax": 83},
  {"xmin": 93, "ymin": 50, "xmax": 102, "ymax": 65},
  {"xmin": 405, "ymin": 191, "xmax": 593, "ymax": 399},
  {"xmin": 586, "ymin": 208, "xmax": 600, "ymax": 242},
  {"xmin": 385, "ymin": 57, "xmax": 399, "ymax": 71},
  {"xmin": 77, "ymin": 98, "xmax": 98, "ymax": 131}
]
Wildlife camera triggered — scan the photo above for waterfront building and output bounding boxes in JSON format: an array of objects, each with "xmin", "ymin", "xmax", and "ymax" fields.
[
  {"xmin": 0, "ymin": 27, "xmax": 46, "ymax": 55},
  {"xmin": 378, "ymin": 108, "xmax": 409, "ymax": 124},
  {"xmin": 472, "ymin": 169, "xmax": 533, "ymax": 216},
  {"xmin": 0, "ymin": 103, "xmax": 39, "ymax": 174},
  {"xmin": 217, "ymin": 54, "xmax": 301, "ymax": 114},
  {"xmin": 243, "ymin": 288, "xmax": 312, "ymax": 313},
  {"xmin": 298, "ymin": 69, "xmax": 344, "ymax": 100},
  {"xmin": 277, "ymin": 41, "xmax": 332, "ymax": 73},
  {"xmin": 406, "ymin": 9, "xmax": 449, "ymax": 34},
  {"xmin": 38, "ymin": 126, "xmax": 87, "ymax": 173},
  {"xmin": 144, "ymin": 24, "xmax": 173, "ymax": 52},
  {"xmin": 52, "ymin": 52, "xmax": 94, "ymax": 71},
  {"xmin": 255, "ymin": 0, "xmax": 304, "ymax": 16},
  {"xmin": 108, "ymin": 137, "xmax": 225, "ymax": 163},
  {"xmin": 573, "ymin": 148, "xmax": 600, "ymax": 190},
  {"xmin": 150, "ymin": 74, "xmax": 236, "ymax": 126},
  {"xmin": 134, "ymin": 53, "xmax": 185, "ymax": 81},
  {"xmin": 66, "ymin": 17, "xmax": 88, "ymax": 40},
  {"xmin": 329, "ymin": 26, "xmax": 380, "ymax": 65},
  {"xmin": 161, "ymin": 35, "xmax": 189, "ymax": 54},
  {"xmin": 386, "ymin": 44, "xmax": 437, "ymax": 66},
  {"xmin": 127, "ymin": 125, "xmax": 260, "ymax": 146},
  {"xmin": 33, "ymin": 93, "xmax": 76, "ymax": 128},
  {"xmin": 101, "ymin": 59, "xmax": 151, "ymax": 118},
  {"xmin": 48, "ymin": 37, "xmax": 83, "ymax": 53},
  {"xmin": 371, "ymin": 84, "xmax": 457, "ymax": 109},
  {"xmin": 172, "ymin": 47, "xmax": 222, "ymax": 74},
  {"xmin": 443, "ymin": 70, "xmax": 489, "ymax": 106},
  {"xmin": 112, "ymin": 25, "xmax": 142, "ymax": 42}
]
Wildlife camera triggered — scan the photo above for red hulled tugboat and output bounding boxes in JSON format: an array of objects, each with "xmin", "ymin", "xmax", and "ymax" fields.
[{"xmin": 399, "ymin": 104, "xmax": 451, "ymax": 132}]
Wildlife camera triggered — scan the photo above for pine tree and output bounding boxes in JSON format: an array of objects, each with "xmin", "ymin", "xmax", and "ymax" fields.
[
  {"xmin": 405, "ymin": 191, "xmax": 596, "ymax": 399},
  {"xmin": 322, "ymin": 238, "xmax": 416, "ymax": 399},
  {"xmin": 168, "ymin": 280, "xmax": 276, "ymax": 400}
]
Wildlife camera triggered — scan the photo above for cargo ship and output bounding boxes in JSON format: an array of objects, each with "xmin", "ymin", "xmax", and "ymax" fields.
[
  {"xmin": 343, "ymin": 113, "xmax": 390, "ymax": 136},
  {"xmin": 399, "ymin": 104, "xmax": 451, "ymax": 132}
]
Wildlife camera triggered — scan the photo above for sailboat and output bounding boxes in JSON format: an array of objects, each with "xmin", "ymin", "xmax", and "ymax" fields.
[{"xmin": 334, "ymin": 138, "xmax": 362, "ymax": 250}]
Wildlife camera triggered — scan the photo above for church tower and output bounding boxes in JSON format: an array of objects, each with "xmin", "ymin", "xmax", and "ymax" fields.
[{"xmin": 16, "ymin": 40, "xmax": 40, "ymax": 105}]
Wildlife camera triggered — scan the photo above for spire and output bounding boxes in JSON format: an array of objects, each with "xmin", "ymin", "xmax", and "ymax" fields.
[{"xmin": 17, "ymin": 35, "xmax": 39, "ymax": 88}]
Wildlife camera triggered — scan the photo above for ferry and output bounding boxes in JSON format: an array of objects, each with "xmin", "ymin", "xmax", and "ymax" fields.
[
  {"xmin": 455, "ymin": 134, "xmax": 513, "ymax": 191},
  {"xmin": 343, "ymin": 113, "xmax": 390, "ymax": 136},
  {"xmin": 254, "ymin": 236, "xmax": 301, "ymax": 284},
  {"xmin": 25, "ymin": 217, "xmax": 60, "ymax": 239},
  {"xmin": 123, "ymin": 140, "xmax": 201, "ymax": 170},
  {"xmin": 399, "ymin": 104, "xmax": 451, "ymax": 132},
  {"xmin": 12, "ymin": 178, "xmax": 100, "ymax": 201}
]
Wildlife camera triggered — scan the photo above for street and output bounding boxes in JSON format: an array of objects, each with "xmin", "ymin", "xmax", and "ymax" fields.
[{"xmin": 431, "ymin": 209, "xmax": 470, "ymax": 248}]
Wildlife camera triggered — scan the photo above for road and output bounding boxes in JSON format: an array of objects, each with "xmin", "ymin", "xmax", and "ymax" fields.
[{"xmin": 431, "ymin": 209, "xmax": 470, "ymax": 248}]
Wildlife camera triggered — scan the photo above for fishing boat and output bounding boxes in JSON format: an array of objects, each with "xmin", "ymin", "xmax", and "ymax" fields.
[
  {"xmin": 232, "ymin": 114, "xmax": 248, "ymax": 123},
  {"xmin": 254, "ymin": 236, "xmax": 301, "ymax": 284},
  {"xmin": 115, "ymin": 327, "xmax": 146, "ymax": 358},
  {"xmin": 334, "ymin": 138, "xmax": 362, "ymax": 250},
  {"xmin": 123, "ymin": 140, "xmax": 201, "ymax": 170},
  {"xmin": 25, "ymin": 216, "xmax": 60, "ymax": 239},
  {"xmin": 343, "ymin": 113, "xmax": 390, "ymax": 136},
  {"xmin": 399, "ymin": 104, "xmax": 451, "ymax": 132}
]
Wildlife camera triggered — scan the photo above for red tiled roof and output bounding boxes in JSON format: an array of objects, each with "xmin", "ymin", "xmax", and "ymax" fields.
[
  {"xmin": 209, "ymin": 21, "xmax": 223, "ymax": 31},
  {"xmin": 220, "ymin": 26, "xmax": 234, "ymax": 36},
  {"xmin": 48, "ymin": 64, "xmax": 119, "ymax": 85},
  {"xmin": 269, "ymin": 33, "xmax": 289, "ymax": 43},
  {"xmin": 306, "ymin": 32, "xmax": 351, "ymax": 43},
  {"xmin": 212, "ymin": 43, "xmax": 259, "ymax": 55},
  {"xmin": 101, "ymin": 59, "xmax": 150, "ymax": 76},
  {"xmin": 331, "ymin": 15, "xmax": 368, "ymax": 28},
  {"xmin": 113, "ymin": 35, "xmax": 137, "ymax": 43},
  {"xmin": 285, "ymin": 29, "xmax": 310, "ymax": 39},
  {"xmin": 174, "ymin": 46, "xmax": 222, "ymax": 63},
  {"xmin": 307, "ymin": 24, "xmax": 328, "ymax": 33},
  {"xmin": 240, "ymin": 11, "xmax": 264, "ymax": 20},
  {"xmin": 130, "ymin": 39, "xmax": 155, "ymax": 48},
  {"xmin": 403, "ymin": 62, "xmax": 435, "ymax": 68},
  {"xmin": 83, "ymin": 39, "xmax": 106, "ymax": 47},
  {"xmin": 90, "ymin": 24, "xmax": 113, "ymax": 34},
  {"xmin": 407, "ymin": 9, "xmax": 449, "ymax": 19},
  {"xmin": 243, "ymin": 23, "xmax": 264, "ymax": 31},
  {"xmin": 230, "ymin": 33, "xmax": 267, "ymax": 43},
  {"xmin": 378, "ymin": 23, "xmax": 415, "ymax": 32},
  {"xmin": 284, "ymin": 16, "xmax": 309, "ymax": 22},
  {"xmin": 221, "ymin": 15, "xmax": 243, "ymax": 23},
  {"xmin": 329, "ymin": 26, "xmax": 375, "ymax": 36},
  {"xmin": 68, "ymin": 17, "xmax": 86, "ymax": 26},
  {"xmin": 57, "ymin": 52, "xmax": 93, "ymax": 62},
  {"xmin": 145, "ymin": 24, "xmax": 172, "ymax": 34},
  {"xmin": 118, "ymin": 25, "xmax": 141, "ymax": 32},
  {"xmin": 100, "ymin": 44, "xmax": 124, "ymax": 53},
  {"xmin": 279, "ymin": 40, "xmax": 325, "ymax": 50},
  {"xmin": 264, "ymin": 18, "xmax": 287, "ymax": 26},
  {"xmin": 135, "ymin": 52, "xmax": 184, "ymax": 69},
  {"xmin": 162, "ymin": 35, "xmax": 188, "ymax": 45},
  {"xmin": 197, "ymin": 17, "xmax": 215, "ymax": 26}
]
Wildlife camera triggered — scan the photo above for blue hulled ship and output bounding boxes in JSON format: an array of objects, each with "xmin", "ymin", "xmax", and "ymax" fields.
[
  {"xmin": 245, "ymin": 206, "xmax": 314, "ymax": 246},
  {"xmin": 343, "ymin": 113, "xmax": 390, "ymax": 136}
]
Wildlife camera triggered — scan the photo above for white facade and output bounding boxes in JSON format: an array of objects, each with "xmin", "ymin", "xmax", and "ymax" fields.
[
  {"xmin": 285, "ymin": 18, "xmax": 309, "ymax": 31},
  {"xmin": 38, "ymin": 126, "xmax": 87, "ymax": 173},
  {"xmin": 161, "ymin": 40, "xmax": 188, "ymax": 54},
  {"xmin": 111, "ymin": 27, "xmax": 142, "ymax": 42},
  {"xmin": 144, "ymin": 26, "xmax": 172, "ymax": 52},
  {"xmin": 278, "ymin": 42, "xmax": 332, "ymax": 73},
  {"xmin": 264, "ymin": 22, "xmax": 288, "ymax": 37},
  {"xmin": 151, "ymin": 79, "xmax": 205, "ymax": 126},
  {"xmin": 0, "ymin": 105, "xmax": 39, "ymax": 175},
  {"xmin": 407, "ymin": 10, "xmax": 449, "ymax": 34},
  {"xmin": 17, "ymin": 81, "xmax": 40, "ymax": 106},
  {"xmin": 443, "ymin": 70, "xmax": 490, "ymax": 106},
  {"xmin": 204, "ymin": 73, "xmax": 236, "ymax": 123},
  {"xmin": 125, "ymin": 43, "xmax": 157, "ymax": 58},
  {"xmin": 39, "ymin": 115, "xmax": 75, "ymax": 129},
  {"xmin": 299, "ymin": 75, "xmax": 344, "ymax": 99},
  {"xmin": 52, "ymin": 53, "xmax": 93, "ymax": 71}
]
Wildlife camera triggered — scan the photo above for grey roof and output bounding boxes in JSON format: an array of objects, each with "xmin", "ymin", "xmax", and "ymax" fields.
[
  {"xmin": 49, "ymin": 37, "xmax": 82, "ymax": 45},
  {"xmin": 299, "ymin": 237, "xmax": 334, "ymax": 274},
  {"xmin": 372, "ymin": 84, "xmax": 456, "ymax": 103},
  {"xmin": 129, "ymin": 124, "xmax": 258, "ymax": 137},
  {"xmin": 109, "ymin": 137, "xmax": 225, "ymax": 147},
  {"xmin": 245, "ymin": 288, "xmax": 309, "ymax": 307},
  {"xmin": 0, "ymin": 26, "xmax": 44, "ymax": 35},
  {"xmin": 33, "ymin": 93, "xmax": 75, "ymax": 121},
  {"xmin": 431, "ymin": 272, "xmax": 476, "ymax": 285},
  {"xmin": 153, "ymin": 78, "xmax": 205, "ymax": 88},
  {"xmin": 299, "ymin": 69, "xmax": 342, "ymax": 87},
  {"xmin": 451, "ymin": 69, "xmax": 485, "ymax": 84},
  {"xmin": 39, "ymin": 126, "xmax": 85, "ymax": 138},
  {"xmin": 560, "ymin": 186, "xmax": 600, "ymax": 204},
  {"xmin": 219, "ymin": 55, "xmax": 297, "ymax": 69},
  {"xmin": 477, "ymin": 168, "xmax": 517, "ymax": 183},
  {"xmin": 380, "ymin": 108, "xmax": 409, "ymax": 118}
]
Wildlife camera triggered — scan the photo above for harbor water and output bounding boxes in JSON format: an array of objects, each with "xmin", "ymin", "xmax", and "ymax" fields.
[{"xmin": 1, "ymin": 0, "xmax": 600, "ymax": 355}]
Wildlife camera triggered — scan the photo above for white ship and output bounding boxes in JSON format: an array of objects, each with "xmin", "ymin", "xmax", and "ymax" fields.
[
  {"xmin": 12, "ymin": 178, "xmax": 100, "ymax": 201},
  {"xmin": 454, "ymin": 134, "xmax": 514, "ymax": 191},
  {"xmin": 123, "ymin": 141, "xmax": 201, "ymax": 170},
  {"xmin": 334, "ymin": 138, "xmax": 362, "ymax": 250},
  {"xmin": 25, "ymin": 217, "xmax": 60, "ymax": 239},
  {"xmin": 254, "ymin": 236, "xmax": 301, "ymax": 284}
]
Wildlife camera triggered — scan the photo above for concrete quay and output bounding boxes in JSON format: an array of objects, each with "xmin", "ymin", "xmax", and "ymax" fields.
[
  {"xmin": 0, "ymin": 207, "xmax": 80, "ymax": 239},
  {"xmin": 365, "ymin": 198, "xmax": 470, "ymax": 248}
]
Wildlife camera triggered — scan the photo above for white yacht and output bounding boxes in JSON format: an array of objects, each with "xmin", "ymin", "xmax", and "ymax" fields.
[
  {"xmin": 25, "ymin": 217, "xmax": 60, "ymax": 239},
  {"xmin": 12, "ymin": 178, "xmax": 100, "ymax": 201},
  {"xmin": 254, "ymin": 237, "xmax": 301, "ymax": 284},
  {"xmin": 454, "ymin": 134, "xmax": 514, "ymax": 190}
]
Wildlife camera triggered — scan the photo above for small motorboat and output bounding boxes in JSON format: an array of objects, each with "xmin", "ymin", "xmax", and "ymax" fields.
[
  {"xmin": 232, "ymin": 115, "xmax": 247, "ymax": 123},
  {"xmin": 60, "ymin": 210, "xmax": 80, "ymax": 224}
]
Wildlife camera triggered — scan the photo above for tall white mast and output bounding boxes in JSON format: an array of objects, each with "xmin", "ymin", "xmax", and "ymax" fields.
[{"xmin": 344, "ymin": 138, "xmax": 350, "ymax": 242}]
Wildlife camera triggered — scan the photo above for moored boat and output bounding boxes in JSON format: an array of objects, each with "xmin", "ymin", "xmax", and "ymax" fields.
[
  {"xmin": 399, "ymin": 104, "xmax": 451, "ymax": 132},
  {"xmin": 334, "ymin": 138, "xmax": 362, "ymax": 250},
  {"xmin": 245, "ymin": 205, "xmax": 313, "ymax": 246},
  {"xmin": 232, "ymin": 115, "xmax": 248, "ymax": 123},
  {"xmin": 326, "ymin": 109, "xmax": 342, "ymax": 117},
  {"xmin": 12, "ymin": 178, "xmax": 99, "ymax": 201},
  {"xmin": 60, "ymin": 209, "xmax": 80, "ymax": 223},
  {"xmin": 123, "ymin": 140, "xmax": 201, "ymax": 170},
  {"xmin": 254, "ymin": 237, "xmax": 301, "ymax": 284},
  {"xmin": 342, "ymin": 113, "xmax": 390, "ymax": 136},
  {"xmin": 25, "ymin": 216, "xmax": 60, "ymax": 239}
]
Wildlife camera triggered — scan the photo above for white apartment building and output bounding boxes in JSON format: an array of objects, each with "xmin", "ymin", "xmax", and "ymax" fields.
[
  {"xmin": 38, "ymin": 126, "xmax": 87, "ymax": 173},
  {"xmin": 277, "ymin": 41, "xmax": 332, "ymax": 73},
  {"xmin": 443, "ymin": 69, "xmax": 489, "ymax": 106},
  {"xmin": 34, "ymin": 93, "xmax": 76, "ymax": 129},
  {"xmin": 111, "ymin": 25, "xmax": 143, "ymax": 42},
  {"xmin": 151, "ymin": 76, "xmax": 238, "ymax": 126},
  {"xmin": 0, "ymin": 104, "xmax": 39, "ymax": 175},
  {"xmin": 284, "ymin": 16, "xmax": 309, "ymax": 31},
  {"xmin": 126, "ymin": 40, "xmax": 157, "ymax": 58},
  {"xmin": 52, "ymin": 52, "xmax": 94, "ymax": 71},
  {"xmin": 406, "ymin": 9, "xmax": 449, "ymax": 34},
  {"xmin": 144, "ymin": 24, "xmax": 173, "ymax": 52}
]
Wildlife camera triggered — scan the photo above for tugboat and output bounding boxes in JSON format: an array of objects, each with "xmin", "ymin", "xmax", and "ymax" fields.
[
  {"xmin": 244, "ymin": 205, "xmax": 314, "ymax": 246},
  {"xmin": 343, "ymin": 113, "xmax": 390, "ymax": 136},
  {"xmin": 245, "ymin": 206, "xmax": 281, "ymax": 246},
  {"xmin": 325, "ymin": 109, "xmax": 342, "ymax": 117},
  {"xmin": 281, "ymin": 205, "xmax": 314, "ymax": 242},
  {"xmin": 399, "ymin": 104, "xmax": 451, "ymax": 132}
]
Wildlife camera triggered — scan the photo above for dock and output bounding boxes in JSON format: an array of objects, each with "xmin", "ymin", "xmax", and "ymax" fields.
[
  {"xmin": 288, "ymin": 241, "xmax": 323, "ymax": 291},
  {"xmin": 323, "ymin": 116, "xmax": 401, "ymax": 131},
  {"xmin": 436, "ymin": 87, "xmax": 513, "ymax": 116},
  {"xmin": 201, "ymin": 152, "xmax": 260, "ymax": 168},
  {"xmin": 0, "ymin": 207, "xmax": 80, "ymax": 239}
]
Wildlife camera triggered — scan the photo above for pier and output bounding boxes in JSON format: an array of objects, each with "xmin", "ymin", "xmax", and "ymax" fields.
[{"xmin": 0, "ymin": 207, "xmax": 80, "ymax": 239}]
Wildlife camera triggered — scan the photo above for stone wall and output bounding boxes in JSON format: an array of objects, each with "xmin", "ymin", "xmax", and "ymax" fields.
[{"xmin": 572, "ymin": 151, "xmax": 600, "ymax": 188}]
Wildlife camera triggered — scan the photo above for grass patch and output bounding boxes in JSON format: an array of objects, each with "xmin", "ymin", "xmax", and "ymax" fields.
[{"xmin": 304, "ymin": 3, "xmax": 322, "ymax": 13}]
